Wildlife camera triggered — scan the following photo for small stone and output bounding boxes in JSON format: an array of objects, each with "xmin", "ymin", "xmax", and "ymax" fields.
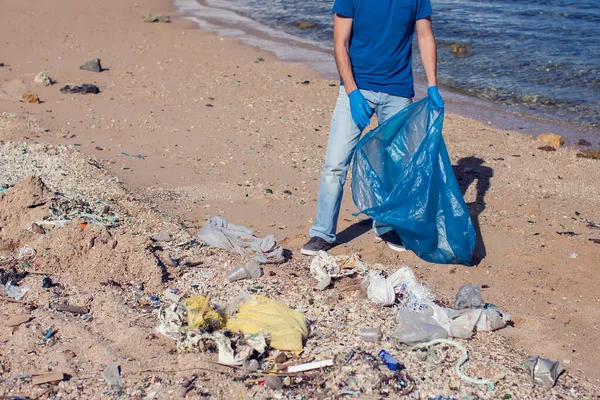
[
  {"xmin": 450, "ymin": 43, "xmax": 470, "ymax": 55},
  {"xmin": 42, "ymin": 277, "xmax": 53, "ymax": 288},
  {"xmin": 264, "ymin": 375, "xmax": 283, "ymax": 390},
  {"xmin": 80, "ymin": 59, "xmax": 102, "ymax": 73},
  {"xmin": 577, "ymin": 139, "xmax": 591, "ymax": 146},
  {"xmin": 537, "ymin": 133, "xmax": 564, "ymax": 148},
  {"xmin": 31, "ymin": 223, "xmax": 45, "ymax": 234},
  {"xmin": 297, "ymin": 22, "xmax": 316, "ymax": 29},
  {"xmin": 143, "ymin": 14, "xmax": 170, "ymax": 23},
  {"xmin": 22, "ymin": 93, "xmax": 41, "ymax": 104},
  {"xmin": 274, "ymin": 352, "xmax": 287, "ymax": 364},
  {"xmin": 34, "ymin": 70, "xmax": 54, "ymax": 86},
  {"xmin": 155, "ymin": 231, "xmax": 173, "ymax": 242},
  {"xmin": 537, "ymin": 145, "xmax": 556, "ymax": 152}
]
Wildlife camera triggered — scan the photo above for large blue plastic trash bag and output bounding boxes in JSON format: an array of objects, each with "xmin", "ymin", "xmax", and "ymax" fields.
[{"xmin": 351, "ymin": 98, "xmax": 475, "ymax": 265}]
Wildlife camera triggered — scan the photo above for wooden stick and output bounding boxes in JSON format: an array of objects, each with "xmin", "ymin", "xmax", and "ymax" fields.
[{"xmin": 0, "ymin": 296, "xmax": 22, "ymax": 304}]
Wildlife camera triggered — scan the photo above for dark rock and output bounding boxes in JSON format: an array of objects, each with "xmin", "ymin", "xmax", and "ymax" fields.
[
  {"xmin": 577, "ymin": 139, "xmax": 591, "ymax": 146},
  {"xmin": 31, "ymin": 223, "xmax": 46, "ymax": 234},
  {"xmin": 450, "ymin": 43, "xmax": 470, "ymax": 55},
  {"xmin": 79, "ymin": 59, "xmax": 102, "ymax": 72},
  {"xmin": 42, "ymin": 277, "xmax": 53, "ymax": 288},
  {"xmin": 60, "ymin": 84, "xmax": 100, "ymax": 94},
  {"xmin": 537, "ymin": 145, "xmax": 556, "ymax": 152}
]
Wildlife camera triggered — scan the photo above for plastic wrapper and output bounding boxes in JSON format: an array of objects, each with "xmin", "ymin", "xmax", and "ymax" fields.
[
  {"xmin": 197, "ymin": 216, "xmax": 284, "ymax": 263},
  {"xmin": 351, "ymin": 98, "xmax": 476, "ymax": 265},
  {"xmin": 393, "ymin": 309, "xmax": 448, "ymax": 344},
  {"xmin": 454, "ymin": 284, "xmax": 485, "ymax": 309},
  {"xmin": 526, "ymin": 356, "xmax": 565, "ymax": 387}
]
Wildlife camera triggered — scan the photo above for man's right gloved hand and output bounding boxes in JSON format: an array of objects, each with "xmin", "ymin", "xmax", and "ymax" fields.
[{"xmin": 348, "ymin": 89, "xmax": 372, "ymax": 131}]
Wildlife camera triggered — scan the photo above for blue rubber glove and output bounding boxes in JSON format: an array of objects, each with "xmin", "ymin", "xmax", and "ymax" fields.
[
  {"xmin": 427, "ymin": 86, "xmax": 444, "ymax": 110},
  {"xmin": 348, "ymin": 89, "xmax": 372, "ymax": 130}
]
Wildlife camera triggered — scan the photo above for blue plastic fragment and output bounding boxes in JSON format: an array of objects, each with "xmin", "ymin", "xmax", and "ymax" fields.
[
  {"xmin": 378, "ymin": 349, "xmax": 399, "ymax": 371},
  {"xmin": 352, "ymin": 98, "xmax": 476, "ymax": 265},
  {"xmin": 43, "ymin": 328, "xmax": 54, "ymax": 341}
]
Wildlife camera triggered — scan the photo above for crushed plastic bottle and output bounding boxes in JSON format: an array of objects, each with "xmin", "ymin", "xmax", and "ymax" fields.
[{"xmin": 378, "ymin": 350, "xmax": 400, "ymax": 371}]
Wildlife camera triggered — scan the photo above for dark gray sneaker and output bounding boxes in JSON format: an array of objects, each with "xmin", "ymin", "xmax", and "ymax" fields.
[
  {"xmin": 378, "ymin": 230, "xmax": 407, "ymax": 252},
  {"xmin": 301, "ymin": 236, "xmax": 334, "ymax": 256}
]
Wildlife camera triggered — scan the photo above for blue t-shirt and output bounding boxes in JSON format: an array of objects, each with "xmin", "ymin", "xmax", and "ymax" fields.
[{"xmin": 332, "ymin": 0, "xmax": 432, "ymax": 98}]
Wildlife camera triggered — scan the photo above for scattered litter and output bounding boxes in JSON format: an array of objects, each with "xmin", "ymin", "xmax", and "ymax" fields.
[
  {"xmin": 526, "ymin": 356, "xmax": 564, "ymax": 388},
  {"xmin": 21, "ymin": 92, "xmax": 41, "ymax": 104},
  {"xmin": 34, "ymin": 70, "xmax": 55, "ymax": 86},
  {"xmin": 6, "ymin": 314, "xmax": 32, "ymax": 327},
  {"xmin": 3, "ymin": 281, "xmax": 30, "ymax": 300},
  {"xmin": 226, "ymin": 294, "xmax": 307, "ymax": 351},
  {"xmin": 364, "ymin": 267, "xmax": 435, "ymax": 310},
  {"xmin": 414, "ymin": 339, "xmax": 495, "ymax": 390},
  {"xmin": 378, "ymin": 350, "xmax": 400, "ymax": 371},
  {"xmin": 360, "ymin": 327, "xmax": 381, "ymax": 343},
  {"xmin": 102, "ymin": 364, "xmax": 123, "ymax": 388},
  {"xmin": 569, "ymin": 253, "xmax": 578, "ymax": 259},
  {"xmin": 454, "ymin": 284, "xmax": 485, "ymax": 310},
  {"xmin": 143, "ymin": 14, "xmax": 171, "ymax": 22},
  {"xmin": 226, "ymin": 261, "xmax": 262, "ymax": 282},
  {"xmin": 557, "ymin": 231, "xmax": 580, "ymax": 237},
  {"xmin": 17, "ymin": 245, "xmax": 36, "ymax": 259},
  {"xmin": 287, "ymin": 359, "xmax": 334, "ymax": 373},
  {"xmin": 121, "ymin": 152, "xmax": 146, "ymax": 160},
  {"xmin": 60, "ymin": 84, "xmax": 100, "ymax": 94},
  {"xmin": 55, "ymin": 304, "xmax": 89, "ymax": 314},
  {"xmin": 43, "ymin": 328, "xmax": 54, "ymax": 341},
  {"xmin": 41, "ymin": 277, "xmax": 53, "ymax": 288},
  {"xmin": 80, "ymin": 58, "xmax": 103, "ymax": 72},
  {"xmin": 310, "ymin": 251, "xmax": 367, "ymax": 290},
  {"xmin": 197, "ymin": 216, "xmax": 285, "ymax": 264},
  {"xmin": 164, "ymin": 288, "xmax": 183, "ymax": 302},
  {"xmin": 32, "ymin": 371, "xmax": 65, "ymax": 385},
  {"xmin": 185, "ymin": 296, "xmax": 223, "ymax": 330},
  {"xmin": 581, "ymin": 218, "xmax": 600, "ymax": 229}
]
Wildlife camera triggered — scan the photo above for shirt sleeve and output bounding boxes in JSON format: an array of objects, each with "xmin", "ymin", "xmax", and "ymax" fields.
[
  {"xmin": 332, "ymin": 0, "xmax": 354, "ymax": 18},
  {"xmin": 416, "ymin": 0, "xmax": 432, "ymax": 20}
]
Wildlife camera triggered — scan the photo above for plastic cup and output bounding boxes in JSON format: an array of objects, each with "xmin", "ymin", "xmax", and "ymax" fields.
[
  {"xmin": 226, "ymin": 264, "xmax": 249, "ymax": 282},
  {"xmin": 244, "ymin": 261, "xmax": 263, "ymax": 279},
  {"xmin": 360, "ymin": 327, "xmax": 381, "ymax": 343}
]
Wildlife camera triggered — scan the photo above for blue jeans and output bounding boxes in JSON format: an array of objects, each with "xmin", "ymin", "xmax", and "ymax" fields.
[{"xmin": 310, "ymin": 87, "xmax": 412, "ymax": 243}]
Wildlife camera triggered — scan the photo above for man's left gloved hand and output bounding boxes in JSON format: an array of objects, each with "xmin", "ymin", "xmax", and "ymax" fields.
[{"xmin": 427, "ymin": 86, "xmax": 444, "ymax": 110}]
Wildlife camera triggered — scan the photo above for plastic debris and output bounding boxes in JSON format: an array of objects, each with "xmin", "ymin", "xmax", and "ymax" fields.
[
  {"xmin": 352, "ymin": 98, "xmax": 475, "ymax": 265},
  {"xmin": 364, "ymin": 267, "xmax": 435, "ymax": 310},
  {"xmin": 185, "ymin": 296, "xmax": 223, "ymax": 330},
  {"xmin": 121, "ymin": 152, "xmax": 146, "ymax": 160},
  {"xmin": 309, "ymin": 251, "xmax": 367, "ymax": 290},
  {"xmin": 155, "ymin": 303, "xmax": 186, "ymax": 341},
  {"xmin": 414, "ymin": 339, "xmax": 495, "ymax": 390},
  {"xmin": 164, "ymin": 288, "xmax": 183, "ymax": 303},
  {"xmin": 102, "ymin": 364, "xmax": 122, "ymax": 388},
  {"xmin": 60, "ymin": 84, "xmax": 100, "ymax": 94},
  {"xmin": 226, "ymin": 261, "xmax": 262, "ymax": 282},
  {"xmin": 360, "ymin": 327, "xmax": 381, "ymax": 343},
  {"xmin": 394, "ymin": 309, "xmax": 448, "ymax": 344},
  {"xmin": 3, "ymin": 281, "xmax": 30, "ymax": 300},
  {"xmin": 526, "ymin": 356, "xmax": 565, "ymax": 387},
  {"xmin": 226, "ymin": 294, "xmax": 307, "ymax": 351},
  {"xmin": 197, "ymin": 216, "xmax": 285, "ymax": 264},
  {"xmin": 454, "ymin": 284, "xmax": 485, "ymax": 310},
  {"xmin": 378, "ymin": 350, "xmax": 400, "ymax": 371},
  {"xmin": 287, "ymin": 359, "xmax": 334, "ymax": 373}
]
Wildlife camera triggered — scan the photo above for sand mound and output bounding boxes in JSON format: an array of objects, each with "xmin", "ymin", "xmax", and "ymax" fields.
[{"xmin": 0, "ymin": 176, "xmax": 164, "ymax": 289}]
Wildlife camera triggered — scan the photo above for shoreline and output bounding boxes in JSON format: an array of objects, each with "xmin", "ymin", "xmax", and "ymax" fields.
[
  {"xmin": 176, "ymin": 0, "xmax": 600, "ymax": 146},
  {"xmin": 1, "ymin": 0, "xmax": 600, "ymax": 389}
]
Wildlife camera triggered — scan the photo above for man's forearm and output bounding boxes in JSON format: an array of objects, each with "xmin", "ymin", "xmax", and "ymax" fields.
[
  {"xmin": 418, "ymin": 31, "xmax": 438, "ymax": 87},
  {"xmin": 334, "ymin": 44, "xmax": 358, "ymax": 94}
]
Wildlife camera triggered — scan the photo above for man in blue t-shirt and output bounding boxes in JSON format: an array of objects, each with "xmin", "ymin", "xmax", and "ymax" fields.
[{"xmin": 302, "ymin": 0, "xmax": 444, "ymax": 255}]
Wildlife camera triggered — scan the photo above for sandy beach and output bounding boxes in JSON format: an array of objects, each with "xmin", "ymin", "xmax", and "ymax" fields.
[{"xmin": 1, "ymin": 0, "xmax": 600, "ymax": 398}]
